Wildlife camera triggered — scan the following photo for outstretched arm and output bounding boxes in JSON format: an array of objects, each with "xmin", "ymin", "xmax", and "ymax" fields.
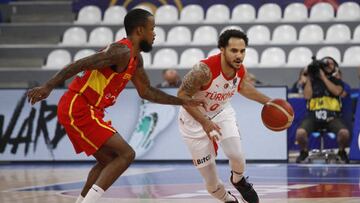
[
  {"xmin": 131, "ymin": 54, "xmax": 202, "ymax": 106},
  {"xmin": 238, "ymin": 73, "xmax": 271, "ymax": 104},
  {"xmin": 27, "ymin": 43, "xmax": 131, "ymax": 104}
]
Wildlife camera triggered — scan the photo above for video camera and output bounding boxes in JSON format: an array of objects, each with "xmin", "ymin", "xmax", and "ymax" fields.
[{"xmin": 307, "ymin": 56, "xmax": 328, "ymax": 79}]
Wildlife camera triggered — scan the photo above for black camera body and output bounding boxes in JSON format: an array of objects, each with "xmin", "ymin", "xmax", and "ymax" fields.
[{"xmin": 307, "ymin": 56, "xmax": 328, "ymax": 79}]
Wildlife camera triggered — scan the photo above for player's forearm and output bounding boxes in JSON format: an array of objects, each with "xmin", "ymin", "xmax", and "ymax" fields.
[
  {"xmin": 178, "ymin": 92, "xmax": 208, "ymax": 125},
  {"xmin": 44, "ymin": 64, "xmax": 81, "ymax": 89},
  {"xmin": 240, "ymin": 82, "xmax": 270, "ymax": 104},
  {"xmin": 141, "ymin": 86, "xmax": 183, "ymax": 105}
]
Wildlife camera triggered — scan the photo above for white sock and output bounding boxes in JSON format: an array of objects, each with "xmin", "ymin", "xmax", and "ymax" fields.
[
  {"xmin": 75, "ymin": 195, "xmax": 84, "ymax": 203},
  {"xmin": 82, "ymin": 184, "xmax": 104, "ymax": 203},
  {"xmin": 232, "ymin": 170, "xmax": 244, "ymax": 184}
]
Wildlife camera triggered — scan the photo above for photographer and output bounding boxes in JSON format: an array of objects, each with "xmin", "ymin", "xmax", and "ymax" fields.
[{"xmin": 295, "ymin": 56, "xmax": 350, "ymax": 163}]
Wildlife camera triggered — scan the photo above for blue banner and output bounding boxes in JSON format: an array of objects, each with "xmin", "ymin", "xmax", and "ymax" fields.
[{"xmin": 349, "ymin": 89, "xmax": 360, "ymax": 160}]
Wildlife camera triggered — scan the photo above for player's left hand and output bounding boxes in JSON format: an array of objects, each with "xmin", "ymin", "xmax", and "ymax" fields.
[{"xmin": 27, "ymin": 85, "xmax": 52, "ymax": 105}]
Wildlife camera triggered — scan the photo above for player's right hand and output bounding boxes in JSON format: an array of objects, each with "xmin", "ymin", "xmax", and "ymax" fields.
[
  {"xmin": 27, "ymin": 85, "xmax": 52, "ymax": 105},
  {"xmin": 202, "ymin": 119, "xmax": 222, "ymax": 141}
]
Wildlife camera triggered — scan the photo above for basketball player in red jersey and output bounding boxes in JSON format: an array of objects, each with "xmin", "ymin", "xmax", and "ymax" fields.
[
  {"xmin": 27, "ymin": 9, "xmax": 203, "ymax": 203},
  {"xmin": 178, "ymin": 30, "xmax": 271, "ymax": 203}
]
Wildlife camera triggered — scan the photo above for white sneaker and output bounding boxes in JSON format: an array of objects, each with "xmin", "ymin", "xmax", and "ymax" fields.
[{"xmin": 128, "ymin": 99, "xmax": 175, "ymax": 158}]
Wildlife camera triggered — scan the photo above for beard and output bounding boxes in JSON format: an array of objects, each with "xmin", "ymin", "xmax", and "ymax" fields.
[{"xmin": 139, "ymin": 40, "xmax": 153, "ymax": 53}]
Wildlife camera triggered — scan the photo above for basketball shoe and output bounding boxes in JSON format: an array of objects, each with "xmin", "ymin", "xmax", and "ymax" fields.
[
  {"xmin": 128, "ymin": 99, "xmax": 175, "ymax": 158},
  {"xmin": 230, "ymin": 172, "xmax": 259, "ymax": 203},
  {"xmin": 225, "ymin": 191, "xmax": 239, "ymax": 203}
]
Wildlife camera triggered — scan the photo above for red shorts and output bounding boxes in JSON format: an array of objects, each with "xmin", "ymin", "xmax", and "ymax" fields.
[{"xmin": 57, "ymin": 91, "xmax": 116, "ymax": 156}]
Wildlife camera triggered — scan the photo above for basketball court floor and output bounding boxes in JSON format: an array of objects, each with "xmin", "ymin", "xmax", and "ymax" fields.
[{"xmin": 1, "ymin": 162, "xmax": 360, "ymax": 203}]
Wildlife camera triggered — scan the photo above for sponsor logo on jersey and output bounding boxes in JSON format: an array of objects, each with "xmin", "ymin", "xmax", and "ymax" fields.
[
  {"xmin": 123, "ymin": 73, "xmax": 132, "ymax": 80},
  {"xmin": 193, "ymin": 154, "xmax": 211, "ymax": 166}
]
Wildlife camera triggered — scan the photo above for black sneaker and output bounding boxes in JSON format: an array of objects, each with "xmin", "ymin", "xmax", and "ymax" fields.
[
  {"xmin": 296, "ymin": 150, "xmax": 309, "ymax": 163},
  {"xmin": 230, "ymin": 172, "xmax": 259, "ymax": 203},
  {"xmin": 338, "ymin": 150, "xmax": 350, "ymax": 164},
  {"xmin": 225, "ymin": 191, "xmax": 239, "ymax": 203}
]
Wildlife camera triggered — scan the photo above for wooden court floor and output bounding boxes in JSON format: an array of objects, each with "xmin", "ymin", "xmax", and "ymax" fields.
[{"xmin": 1, "ymin": 162, "xmax": 360, "ymax": 203}]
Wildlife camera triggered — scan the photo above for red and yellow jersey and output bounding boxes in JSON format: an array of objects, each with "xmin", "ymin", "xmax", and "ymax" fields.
[
  {"xmin": 195, "ymin": 53, "xmax": 246, "ymax": 118},
  {"xmin": 68, "ymin": 38, "xmax": 138, "ymax": 109}
]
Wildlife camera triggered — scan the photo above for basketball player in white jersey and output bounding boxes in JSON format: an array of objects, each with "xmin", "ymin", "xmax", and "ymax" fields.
[{"xmin": 178, "ymin": 29, "xmax": 271, "ymax": 203}]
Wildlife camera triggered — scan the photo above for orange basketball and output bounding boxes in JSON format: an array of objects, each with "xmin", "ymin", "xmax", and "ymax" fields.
[{"xmin": 261, "ymin": 99, "xmax": 294, "ymax": 131}]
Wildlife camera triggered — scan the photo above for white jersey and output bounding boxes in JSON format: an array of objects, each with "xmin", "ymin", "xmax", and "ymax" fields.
[{"xmin": 179, "ymin": 53, "xmax": 247, "ymax": 119}]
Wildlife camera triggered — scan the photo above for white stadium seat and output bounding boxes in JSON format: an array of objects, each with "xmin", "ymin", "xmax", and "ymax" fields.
[
  {"xmin": 179, "ymin": 48, "xmax": 205, "ymax": 68},
  {"xmin": 257, "ymin": 3, "xmax": 282, "ymax": 22},
  {"xmin": 167, "ymin": 26, "xmax": 192, "ymax": 45},
  {"xmin": 283, "ymin": 3, "xmax": 308, "ymax": 22},
  {"xmin": 336, "ymin": 2, "xmax": 360, "ymax": 21},
  {"xmin": 325, "ymin": 24, "xmax": 351, "ymax": 43},
  {"xmin": 103, "ymin": 6, "xmax": 127, "ymax": 25},
  {"xmin": 61, "ymin": 27, "xmax": 87, "ymax": 46},
  {"xmin": 287, "ymin": 47, "xmax": 313, "ymax": 67},
  {"xmin": 88, "ymin": 27, "xmax": 114, "ymax": 46},
  {"xmin": 316, "ymin": 46, "xmax": 341, "ymax": 63},
  {"xmin": 205, "ymin": 4, "xmax": 230, "ymax": 23},
  {"xmin": 154, "ymin": 26, "xmax": 166, "ymax": 45},
  {"xmin": 272, "ymin": 25, "xmax": 297, "ymax": 44},
  {"xmin": 231, "ymin": 4, "xmax": 256, "ymax": 22},
  {"xmin": 75, "ymin": 5, "xmax": 102, "ymax": 24},
  {"xmin": 298, "ymin": 24, "xmax": 324, "ymax": 43},
  {"xmin": 353, "ymin": 25, "xmax": 360, "ymax": 42},
  {"xmin": 207, "ymin": 48, "xmax": 220, "ymax": 57},
  {"xmin": 115, "ymin": 27, "xmax": 126, "ymax": 41},
  {"xmin": 243, "ymin": 47, "xmax": 259, "ymax": 67},
  {"xmin": 309, "ymin": 2, "xmax": 334, "ymax": 21},
  {"xmin": 141, "ymin": 53, "xmax": 152, "ymax": 68},
  {"xmin": 220, "ymin": 25, "xmax": 243, "ymax": 34},
  {"xmin": 342, "ymin": 46, "xmax": 360, "ymax": 66},
  {"xmin": 43, "ymin": 49, "xmax": 72, "ymax": 69},
  {"xmin": 247, "ymin": 25, "xmax": 270, "ymax": 44},
  {"xmin": 73, "ymin": 49, "xmax": 96, "ymax": 61},
  {"xmin": 152, "ymin": 48, "xmax": 178, "ymax": 68},
  {"xmin": 260, "ymin": 47, "xmax": 286, "ymax": 67},
  {"xmin": 193, "ymin": 26, "xmax": 218, "ymax": 45},
  {"xmin": 180, "ymin": 4, "xmax": 204, "ymax": 23},
  {"xmin": 155, "ymin": 5, "xmax": 178, "ymax": 24}
]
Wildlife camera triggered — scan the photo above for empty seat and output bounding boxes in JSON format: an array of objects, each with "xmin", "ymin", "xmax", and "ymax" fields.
[
  {"xmin": 141, "ymin": 53, "xmax": 151, "ymax": 67},
  {"xmin": 75, "ymin": 5, "xmax": 102, "ymax": 24},
  {"xmin": 272, "ymin": 25, "xmax": 297, "ymax": 44},
  {"xmin": 154, "ymin": 26, "xmax": 166, "ymax": 45},
  {"xmin": 353, "ymin": 25, "xmax": 360, "ymax": 42},
  {"xmin": 88, "ymin": 27, "xmax": 114, "ymax": 46},
  {"xmin": 309, "ymin": 2, "xmax": 334, "ymax": 21},
  {"xmin": 43, "ymin": 49, "xmax": 72, "ymax": 69},
  {"xmin": 193, "ymin": 26, "xmax": 218, "ymax": 45},
  {"xmin": 220, "ymin": 25, "xmax": 243, "ymax": 34},
  {"xmin": 61, "ymin": 27, "xmax": 87, "ymax": 46},
  {"xmin": 243, "ymin": 47, "xmax": 259, "ymax": 67},
  {"xmin": 325, "ymin": 24, "xmax": 351, "ymax": 43},
  {"xmin": 207, "ymin": 48, "xmax": 220, "ymax": 57},
  {"xmin": 115, "ymin": 27, "xmax": 126, "ymax": 41},
  {"xmin": 231, "ymin": 4, "xmax": 256, "ymax": 22},
  {"xmin": 103, "ymin": 6, "xmax": 127, "ymax": 25},
  {"xmin": 316, "ymin": 46, "xmax": 341, "ymax": 63},
  {"xmin": 247, "ymin": 25, "xmax": 270, "ymax": 44},
  {"xmin": 167, "ymin": 26, "xmax": 192, "ymax": 45},
  {"xmin": 287, "ymin": 47, "xmax": 313, "ymax": 67},
  {"xmin": 342, "ymin": 46, "xmax": 360, "ymax": 66},
  {"xmin": 336, "ymin": 2, "xmax": 360, "ymax": 21},
  {"xmin": 283, "ymin": 3, "xmax": 308, "ymax": 22},
  {"xmin": 180, "ymin": 4, "xmax": 204, "ymax": 23},
  {"xmin": 205, "ymin": 4, "xmax": 230, "ymax": 23},
  {"xmin": 179, "ymin": 48, "xmax": 205, "ymax": 68},
  {"xmin": 260, "ymin": 47, "xmax": 286, "ymax": 67},
  {"xmin": 152, "ymin": 48, "xmax": 178, "ymax": 68},
  {"xmin": 73, "ymin": 49, "xmax": 96, "ymax": 61},
  {"xmin": 298, "ymin": 24, "xmax": 324, "ymax": 43},
  {"xmin": 257, "ymin": 3, "xmax": 282, "ymax": 22},
  {"xmin": 155, "ymin": 5, "xmax": 178, "ymax": 24}
]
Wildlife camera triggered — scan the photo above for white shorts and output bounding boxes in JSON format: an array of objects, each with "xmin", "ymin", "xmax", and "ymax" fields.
[{"xmin": 178, "ymin": 106, "xmax": 241, "ymax": 168}]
